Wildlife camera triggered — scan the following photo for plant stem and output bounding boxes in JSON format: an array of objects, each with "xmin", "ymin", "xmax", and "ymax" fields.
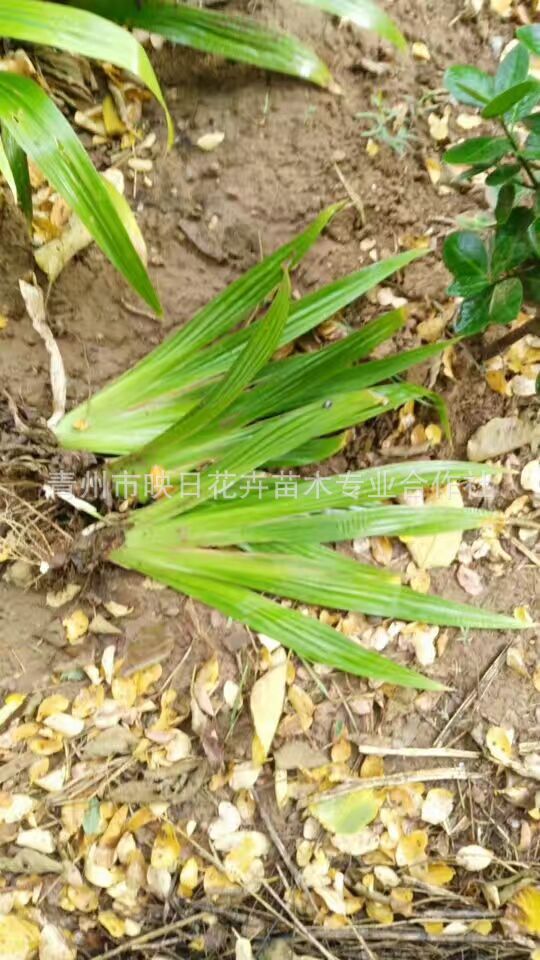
[
  {"xmin": 482, "ymin": 313, "xmax": 540, "ymax": 360},
  {"xmin": 501, "ymin": 119, "xmax": 538, "ymax": 189}
]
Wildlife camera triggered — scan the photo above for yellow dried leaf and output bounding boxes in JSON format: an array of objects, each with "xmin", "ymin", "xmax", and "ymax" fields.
[
  {"xmin": 0, "ymin": 792, "xmax": 34, "ymax": 824},
  {"xmin": 472, "ymin": 920, "xmax": 493, "ymax": 935},
  {"xmin": 486, "ymin": 369, "xmax": 511, "ymax": 396},
  {"xmin": 412, "ymin": 41, "xmax": 431, "ymax": 60},
  {"xmin": 203, "ymin": 865, "xmax": 241, "ymax": 899},
  {"xmin": 490, "ymin": 0, "xmax": 512, "ymax": 15},
  {"xmin": 72, "ymin": 684, "xmax": 105, "ymax": 719},
  {"xmin": 111, "ymin": 676, "xmax": 137, "ymax": 708},
  {"xmin": 366, "ymin": 901, "xmax": 394, "ymax": 925},
  {"xmin": 412, "ymin": 862, "xmax": 455, "ymax": 886},
  {"xmin": 360, "ymin": 755, "xmax": 384, "ymax": 779},
  {"xmin": 507, "ymin": 886, "xmax": 540, "ymax": 935},
  {"xmin": 250, "ymin": 650, "xmax": 287, "ymax": 758},
  {"xmin": 29, "ymin": 733, "xmax": 64, "ymax": 756},
  {"xmin": 403, "ymin": 484, "xmax": 464, "ymax": 569},
  {"xmin": 371, "ymin": 536, "xmax": 393, "ymax": 566},
  {"xmin": 486, "ymin": 726, "xmax": 513, "ymax": 764},
  {"xmin": 428, "ymin": 111, "xmax": 449, "ymax": 141},
  {"xmin": 425, "ymin": 157, "xmax": 442, "ymax": 185},
  {"xmin": 37, "ymin": 695, "xmax": 70, "ymax": 720},
  {"xmin": 366, "ymin": 137, "xmax": 379, "ymax": 157},
  {"xmin": 288, "ymin": 684, "xmax": 314, "ymax": 732},
  {"xmin": 197, "ymin": 131, "xmax": 225, "ymax": 152},
  {"xmin": 390, "ymin": 887, "xmax": 414, "ymax": 916},
  {"xmin": 310, "ymin": 788, "xmax": 381, "ymax": 835},
  {"xmin": 179, "ymin": 857, "xmax": 199, "ymax": 897},
  {"xmin": 102, "ymin": 95, "xmax": 126, "ymax": 137},
  {"xmin": 332, "ymin": 737, "xmax": 352, "ymax": 764},
  {"xmin": 395, "ymin": 830, "xmax": 428, "ymax": 867},
  {"xmin": 133, "ymin": 664, "xmax": 162, "ymax": 696},
  {"xmin": 100, "ymin": 805, "xmax": 128, "ymax": 848},
  {"xmin": 99, "ymin": 911, "xmax": 126, "ymax": 939},
  {"xmin": 425, "ymin": 423, "xmax": 442, "ymax": 446},
  {"xmin": 151, "ymin": 822, "xmax": 181, "ymax": 871},
  {"xmin": 0, "ymin": 693, "xmax": 26, "ymax": 726},
  {"xmin": 0, "ymin": 914, "xmax": 40, "ymax": 960},
  {"xmin": 422, "ymin": 921, "xmax": 444, "ymax": 934},
  {"xmin": 0, "ymin": 314, "xmax": 9, "ymax": 330},
  {"xmin": 63, "ymin": 609, "xmax": 89, "ymax": 645}
]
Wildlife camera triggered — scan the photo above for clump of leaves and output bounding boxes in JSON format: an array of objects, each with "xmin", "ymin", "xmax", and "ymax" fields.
[
  {"xmin": 443, "ymin": 27, "xmax": 540, "ymax": 344},
  {"xmin": 54, "ymin": 207, "xmax": 524, "ymax": 691}
]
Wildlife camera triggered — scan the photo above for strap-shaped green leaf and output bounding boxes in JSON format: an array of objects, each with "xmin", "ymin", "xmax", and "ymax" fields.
[
  {"xmin": 0, "ymin": 73, "xmax": 161, "ymax": 313},
  {"xmin": 69, "ymin": 0, "xmax": 334, "ymax": 89},
  {"xmin": 1, "ymin": 127, "xmax": 32, "ymax": 221},
  {"xmin": 0, "ymin": 0, "xmax": 173, "ymax": 144}
]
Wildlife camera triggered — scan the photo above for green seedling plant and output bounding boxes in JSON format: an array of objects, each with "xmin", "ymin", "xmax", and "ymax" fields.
[
  {"xmin": 0, "ymin": 0, "xmax": 404, "ymax": 312},
  {"xmin": 357, "ymin": 92, "xmax": 417, "ymax": 156},
  {"xmin": 443, "ymin": 26, "xmax": 540, "ymax": 349},
  {"xmin": 53, "ymin": 206, "xmax": 524, "ymax": 692}
]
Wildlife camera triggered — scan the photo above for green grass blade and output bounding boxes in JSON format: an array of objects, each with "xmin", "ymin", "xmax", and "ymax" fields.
[
  {"xmin": 110, "ymin": 546, "xmax": 439, "ymax": 689},
  {"xmin": 264, "ymin": 431, "xmax": 348, "ymax": 468},
  {"xmin": 141, "ymin": 545, "xmax": 521, "ymax": 631},
  {"xmin": 296, "ymin": 0, "xmax": 406, "ymax": 50},
  {"xmin": 71, "ymin": 0, "xmax": 334, "ymax": 89},
  {"xmin": 1, "ymin": 127, "xmax": 32, "ymax": 221},
  {"xmin": 169, "ymin": 505, "xmax": 496, "ymax": 547},
  {"xmin": 0, "ymin": 74, "xmax": 160, "ymax": 313},
  {"xmin": 164, "ymin": 462, "xmax": 499, "ymax": 537},
  {"xmin": 0, "ymin": 0, "xmax": 173, "ymax": 144}
]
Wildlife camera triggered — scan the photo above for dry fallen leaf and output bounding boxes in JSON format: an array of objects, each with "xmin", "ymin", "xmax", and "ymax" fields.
[
  {"xmin": 46, "ymin": 584, "xmax": 81, "ymax": 608},
  {"xmin": 412, "ymin": 41, "xmax": 431, "ymax": 60},
  {"xmin": 506, "ymin": 885, "xmax": 540, "ymax": 935},
  {"xmin": 250, "ymin": 648, "xmax": 287, "ymax": 759},
  {"xmin": 521, "ymin": 459, "xmax": 540, "ymax": 495},
  {"xmin": 197, "ymin": 131, "xmax": 225, "ymax": 152},
  {"xmin": 39, "ymin": 924, "xmax": 76, "ymax": 960},
  {"xmin": 456, "ymin": 564, "xmax": 484, "ymax": 596},
  {"xmin": 421, "ymin": 788, "xmax": 454, "ymax": 825},
  {"xmin": 486, "ymin": 726, "xmax": 514, "ymax": 764},
  {"xmin": 0, "ymin": 913, "xmax": 40, "ymax": 960},
  {"xmin": 404, "ymin": 484, "xmax": 464, "ymax": 569},
  {"xmin": 63, "ymin": 609, "xmax": 89, "ymax": 645},
  {"xmin": 455, "ymin": 844, "xmax": 494, "ymax": 871},
  {"xmin": 19, "ymin": 279, "xmax": 66, "ymax": 428},
  {"xmin": 310, "ymin": 789, "xmax": 381, "ymax": 835}
]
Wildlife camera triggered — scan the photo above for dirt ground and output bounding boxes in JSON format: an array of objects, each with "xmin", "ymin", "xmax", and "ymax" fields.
[{"xmin": 0, "ymin": 0, "xmax": 538, "ymax": 956}]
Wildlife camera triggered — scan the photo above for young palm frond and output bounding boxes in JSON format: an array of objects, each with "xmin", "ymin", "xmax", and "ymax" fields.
[{"xmin": 54, "ymin": 209, "xmax": 523, "ymax": 690}]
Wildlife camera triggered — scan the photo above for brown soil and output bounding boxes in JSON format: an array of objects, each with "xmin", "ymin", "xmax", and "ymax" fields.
[{"xmin": 0, "ymin": 1, "xmax": 538, "ymax": 954}]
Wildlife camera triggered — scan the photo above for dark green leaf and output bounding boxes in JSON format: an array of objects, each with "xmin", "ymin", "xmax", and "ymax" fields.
[
  {"xmin": 1, "ymin": 126, "xmax": 32, "ymax": 222},
  {"xmin": 528, "ymin": 218, "xmax": 540, "ymax": 256},
  {"xmin": 516, "ymin": 24, "xmax": 540, "ymax": 56},
  {"xmin": 482, "ymin": 80, "xmax": 540, "ymax": 119},
  {"xmin": 495, "ymin": 43, "xmax": 530, "ymax": 94},
  {"xmin": 443, "ymin": 231, "xmax": 489, "ymax": 289},
  {"xmin": 495, "ymin": 182, "xmax": 516, "ymax": 225},
  {"xmin": 70, "ymin": 0, "xmax": 334, "ymax": 89},
  {"xmin": 489, "ymin": 277, "xmax": 523, "ymax": 326},
  {"xmin": 455, "ymin": 290, "xmax": 492, "ymax": 335},
  {"xmin": 491, "ymin": 206, "xmax": 534, "ymax": 276},
  {"xmin": 444, "ymin": 65, "xmax": 494, "ymax": 107},
  {"xmin": 444, "ymin": 137, "xmax": 511, "ymax": 166},
  {"xmin": 485, "ymin": 163, "xmax": 521, "ymax": 186}
]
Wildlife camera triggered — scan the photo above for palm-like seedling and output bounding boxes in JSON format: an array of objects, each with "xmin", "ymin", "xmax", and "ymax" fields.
[{"xmin": 54, "ymin": 208, "xmax": 523, "ymax": 690}]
